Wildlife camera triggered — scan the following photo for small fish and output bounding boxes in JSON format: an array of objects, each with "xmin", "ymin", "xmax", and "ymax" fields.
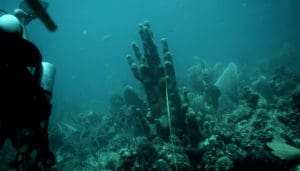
[{"xmin": 102, "ymin": 34, "xmax": 112, "ymax": 41}]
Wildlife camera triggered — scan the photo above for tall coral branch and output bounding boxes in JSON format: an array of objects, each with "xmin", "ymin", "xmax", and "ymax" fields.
[{"xmin": 162, "ymin": 38, "xmax": 185, "ymax": 129}]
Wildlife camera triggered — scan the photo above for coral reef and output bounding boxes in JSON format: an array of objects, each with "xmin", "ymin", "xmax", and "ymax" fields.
[
  {"xmin": 186, "ymin": 61, "xmax": 222, "ymax": 114},
  {"xmin": 1, "ymin": 22, "xmax": 299, "ymax": 171}
]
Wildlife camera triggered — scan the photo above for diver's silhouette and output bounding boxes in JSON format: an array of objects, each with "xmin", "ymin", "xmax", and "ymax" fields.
[{"xmin": 0, "ymin": 2, "xmax": 56, "ymax": 170}]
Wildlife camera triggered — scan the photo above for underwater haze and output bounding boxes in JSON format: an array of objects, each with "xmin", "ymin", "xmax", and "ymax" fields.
[
  {"xmin": 1, "ymin": 0, "xmax": 300, "ymax": 170},
  {"xmin": 2, "ymin": 0, "xmax": 299, "ymax": 116}
]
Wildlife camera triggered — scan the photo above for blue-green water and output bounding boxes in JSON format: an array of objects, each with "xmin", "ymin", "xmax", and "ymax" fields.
[
  {"xmin": 1, "ymin": 1, "xmax": 300, "ymax": 170},
  {"xmin": 2, "ymin": 0, "xmax": 299, "ymax": 118}
]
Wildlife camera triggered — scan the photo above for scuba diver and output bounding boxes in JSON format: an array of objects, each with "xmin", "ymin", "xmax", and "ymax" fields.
[{"xmin": 0, "ymin": 1, "xmax": 56, "ymax": 170}]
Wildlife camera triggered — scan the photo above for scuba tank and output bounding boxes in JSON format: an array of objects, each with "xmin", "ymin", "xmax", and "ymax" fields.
[
  {"xmin": 0, "ymin": 13, "xmax": 23, "ymax": 38},
  {"xmin": 40, "ymin": 61, "xmax": 56, "ymax": 96}
]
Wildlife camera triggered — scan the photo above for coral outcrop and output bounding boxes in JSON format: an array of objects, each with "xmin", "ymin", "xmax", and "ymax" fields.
[{"xmin": 127, "ymin": 21, "xmax": 186, "ymax": 139}]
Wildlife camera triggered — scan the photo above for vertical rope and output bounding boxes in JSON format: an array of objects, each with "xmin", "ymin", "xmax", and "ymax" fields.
[{"xmin": 165, "ymin": 80, "xmax": 178, "ymax": 171}]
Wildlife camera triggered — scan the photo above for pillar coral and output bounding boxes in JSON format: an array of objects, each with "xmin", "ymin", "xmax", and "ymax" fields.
[{"xmin": 127, "ymin": 22, "xmax": 186, "ymax": 138}]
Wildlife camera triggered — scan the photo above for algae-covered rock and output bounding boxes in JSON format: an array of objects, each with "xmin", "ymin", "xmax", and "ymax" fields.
[
  {"xmin": 153, "ymin": 159, "xmax": 172, "ymax": 171},
  {"xmin": 292, "ymin": 85, "xmax": 300, "ymax": 112},
  {"xmin": 123, "ymin": 85, "xmax": 144, "ymax": 108},
  {"xmin": 252, "ymin": 76, "xmax": 275, "ymax": 103}
]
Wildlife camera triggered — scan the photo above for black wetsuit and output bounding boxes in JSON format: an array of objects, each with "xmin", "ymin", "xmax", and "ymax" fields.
[{"xmin": 0, "ymin": 33, "xmax": 54, "ymax": 170}]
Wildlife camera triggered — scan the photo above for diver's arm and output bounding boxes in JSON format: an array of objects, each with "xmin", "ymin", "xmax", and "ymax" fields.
[{"xmin": 25, "ymin": 0, "xmax": 56, "ymax": 31}]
